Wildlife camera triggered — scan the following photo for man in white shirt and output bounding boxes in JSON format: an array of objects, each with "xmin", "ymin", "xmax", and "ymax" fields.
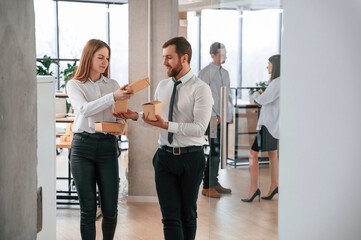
[
  {"xmin": 198, "ymin": 42, "xmax": 233, "ymax": 198},
  {"xmin": 114, "ymin": 37, "xmax": 213, "ymax": 240}
]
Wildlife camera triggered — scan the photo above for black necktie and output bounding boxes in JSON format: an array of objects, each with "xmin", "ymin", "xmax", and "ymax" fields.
[{"xmin": 168, "ymin": 80, "xmax": 182, "ymax": 144}]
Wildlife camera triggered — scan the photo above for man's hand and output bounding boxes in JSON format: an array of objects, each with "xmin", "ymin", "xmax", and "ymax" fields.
[
  {"xmin": 142, "ymin": 114, "xmax": 168, "ymax": 130},
  {"xmin": 113, "ymin": 109, "xmax": 138, "ymax": 120}
]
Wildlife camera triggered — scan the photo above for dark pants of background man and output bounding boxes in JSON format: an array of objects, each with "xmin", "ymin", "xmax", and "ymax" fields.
[
  {"xmin": 153, "ymin": 148, "xmax": 206, "ymax": 240},
  {"xmin": 203, "ymin": 124, "xmax": 221, "ymax": 189},
  {"xmin": 71, "ymin": 132, "xmax": 119, "ymax": 240}
]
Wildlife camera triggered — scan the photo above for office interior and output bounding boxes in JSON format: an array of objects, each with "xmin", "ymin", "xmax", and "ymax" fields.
[{"xmin": 1, "ymin": 0, "xmax": 361, "ymax": 239}]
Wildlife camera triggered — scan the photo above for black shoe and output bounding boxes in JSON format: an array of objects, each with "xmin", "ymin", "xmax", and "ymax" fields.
[
  {"xmin": 241, "ymin": 189, "xmax": 261, "ymax": 202},
  {"xmin": 261, "ymin": 187, "xmax": 278, "ymax": 200}
]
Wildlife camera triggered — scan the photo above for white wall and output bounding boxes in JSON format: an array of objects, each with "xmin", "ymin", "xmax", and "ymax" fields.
[
  {"xmin": 37, "ymin": 76, "xmax": 56, "ymax": 240},
  {"xmin": 279, "ymin": 0, "xmax": 361, "ymax": 239}
]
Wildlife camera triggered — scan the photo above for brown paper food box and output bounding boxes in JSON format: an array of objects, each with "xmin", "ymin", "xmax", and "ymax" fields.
[
  {"xmin": 126, "ymin": 77, "xmax": 150, "ymax": 93},
  {"xmin": 113, "ymin": 77, "xmax": 150, "ymax": 113},
  {"xmin": 94, "ymin": 122, "xmax": 126, "ymax": 134},
  {"xmin": 113, "ymin": 99, "xmax": 129, "ymax": 113},
  {"xmin": 142, "ymin": 101, "xmax": 162, "ymax": 121},
  {"xmin": 60, "ymin": 135, "xmax": 73, "ymax": 142},
  {"xmin": 60, "ymin": 123, "xmax": 73, "ymax": 142}
]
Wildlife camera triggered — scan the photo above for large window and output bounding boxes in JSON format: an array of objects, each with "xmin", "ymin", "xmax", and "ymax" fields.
[
  {"xmin": 200, "ymin": 9, "xmax": 241, "ymax": 88},
  {"xmin": 187, "ymin": 8, "xmax": 282, "ymax": 100},
  {"xmin": 242, "ymin": 9, "xmax": 282, "ymax": 90},
  {"xmin": 34, "ymin": 0, "xmax": 129, "ymax": 90}
]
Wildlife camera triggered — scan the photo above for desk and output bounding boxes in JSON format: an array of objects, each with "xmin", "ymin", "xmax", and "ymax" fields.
[
  {"xmin": 56, "ymin": 138, "xmax": 78, "ymax": 205},
  {"xmin": 227, "ymin": 104, "xmax": 269, "ymax": 167},
  {"xmin": 56, "ymin": 117, "xmax": 74, "ymax": 123}
]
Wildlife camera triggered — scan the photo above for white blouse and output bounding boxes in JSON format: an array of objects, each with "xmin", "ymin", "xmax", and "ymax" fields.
[
  {"xmin": 252, "ymin": 77, "xmax": 280, "ymax": 139},
  {"xmin": 66, "ymin": 75, "xmax": 121, "ymax": 133}
]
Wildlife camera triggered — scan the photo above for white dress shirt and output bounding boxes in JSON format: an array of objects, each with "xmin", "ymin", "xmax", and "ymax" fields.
[
  {"xmin": 252, "ymin": 77, "xmax": 280, "ymax": 139},
  {"xmin": 198, "ymin": 63, "xmax": 234, "ymax": 122},
  {"xmin": 66, "ymin": 75, "xmax": 121, "ymax": 133},
  {"xmin": 137, "ymin": 70, "xmax": 214, "ymax": 147}
]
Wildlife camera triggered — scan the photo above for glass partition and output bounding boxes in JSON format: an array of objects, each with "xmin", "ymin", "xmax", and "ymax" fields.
[{"xmin": 184, "ymin": 1, "xmax": 282, "ymax": 239}]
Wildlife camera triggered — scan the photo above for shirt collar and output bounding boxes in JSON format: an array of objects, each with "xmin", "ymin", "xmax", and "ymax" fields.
[
  {"xmin": 172, "ymin": 69, "xmax": 194, "ymax": 85},
  {"xmin": 210, "ymin": 62, "xmax": 222, "ymax": 70},
  {"xmin": 88, "ymin": 74, "xmax": 109, "ymax": 84}
]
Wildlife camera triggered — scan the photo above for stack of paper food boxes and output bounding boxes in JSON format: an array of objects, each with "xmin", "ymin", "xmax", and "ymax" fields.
[
  {"xmin": 95, "ymin": 77, "xmax": 161, "ymax": 134},
  {"xmin": 60, "ymin": 123, "xmax": 73, "ymax": 142}
]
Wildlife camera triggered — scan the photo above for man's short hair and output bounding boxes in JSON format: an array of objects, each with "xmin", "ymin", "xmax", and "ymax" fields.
[
  {"xmin": 209, "ymin": 42, "xmax": 225, "ymax": 55},
  {"xmin": 162, "ymin": 37, "xmax": 192, "ymax": 64}
]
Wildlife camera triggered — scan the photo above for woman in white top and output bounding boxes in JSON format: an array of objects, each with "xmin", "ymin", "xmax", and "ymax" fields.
[
  {"xmin": 242, "ymin": 55, "xmax": 281, "ymax": 202},
  {"xmin": 66, "ymin": 39, "xmax": 133, "ymax": 239}
]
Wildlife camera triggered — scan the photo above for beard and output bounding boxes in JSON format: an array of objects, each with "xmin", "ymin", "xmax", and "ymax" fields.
[{"xmin": 167, "ymin": 60, "xmax": 183, "ymax": 78}]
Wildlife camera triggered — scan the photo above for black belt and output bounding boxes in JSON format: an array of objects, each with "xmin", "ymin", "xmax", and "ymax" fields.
[
  {"xmin": 75, "ymin": 132, "xmax": 115, "ymax": 140},
  {"xmin": 160, "ymin": 145, "xmax": 203, "ymax": 155}
]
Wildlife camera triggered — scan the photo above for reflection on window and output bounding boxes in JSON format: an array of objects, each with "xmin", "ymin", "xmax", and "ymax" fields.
[
  {"xmin": 34, "ymin": 0, "xmax": 57, "ymax": 58},
  {"xmin": 58, "ymin": 2, "xmax": 107, "ymax": 59},
  {"xmin": 201, "ymin": 9, "xmax": 240, "ymax": 87},
  {"xmin": 109, "ymin": 4, "xmax": 129, "ymax": 86},
  {"xmin": 187, "ymin": 8, "xmax": 282, "ymax": 100},
  {"xmin": 242, "ymin": 9, "xmax": 281, "ymax": 97},
  {"xmin": 34, "ymin": 1, "xmax": 129, "ymax": 90},
  {"xmin": 187, "ymin": 11, "xmax": 200, "ymax": 76}
]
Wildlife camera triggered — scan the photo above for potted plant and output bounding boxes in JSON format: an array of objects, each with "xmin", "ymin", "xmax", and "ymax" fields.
[
  {"xmin": 36, "ymin": 55, "xmax": 59, "ymax": 76},
  {"xmin": 60, "ymin": 61, "xmax": 77, "ymax": 89}
]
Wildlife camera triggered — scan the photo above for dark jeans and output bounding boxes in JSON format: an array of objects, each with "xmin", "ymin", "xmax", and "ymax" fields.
[
  {"xmin": 203, "ymin": 124, "xmax": 221, "ymax": 189},
  {"xmin": 153, "ymin": 148, "xmax": 205, "ymax": 240},
  {"xmin": 70, "ymin": 132, "xmax": 119, "ymax": 240}
]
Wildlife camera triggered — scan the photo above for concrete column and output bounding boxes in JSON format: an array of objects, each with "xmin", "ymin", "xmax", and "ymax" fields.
[
  {"xmin": 128, "ymin": 0, "xmax": 178, "ymax": 201},
  {"xmin": 0, "ymin": 0, "xmax": 38, "ymax": 239},
  {"xmin": 280, "ymin": 0, "xmax": 361, "ymax": 239}
]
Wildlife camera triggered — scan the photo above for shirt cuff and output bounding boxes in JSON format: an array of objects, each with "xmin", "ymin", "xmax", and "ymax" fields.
[
  {"xmin": 105, "ymin": 92, "xmax": 116, "ymax": 104},
  {"xmin": 168, "ymin": 121, "xmax": 178, "ymax": 133},
  {"xmin": 137, "ymin": 111, "xmax": 144, "ymax": 122},
  {"xmin": 252, "ymin": 91, "xmax": 260, "ymax": 98}
]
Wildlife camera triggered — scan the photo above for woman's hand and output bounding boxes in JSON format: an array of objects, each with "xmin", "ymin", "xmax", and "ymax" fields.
[
  {"xmin": 113, "ymin": 109, "xmax": 138, "ymax": 121},
  {"xmin": 113, "ymin": 84, "xmax": 134, "ymax": 101}
]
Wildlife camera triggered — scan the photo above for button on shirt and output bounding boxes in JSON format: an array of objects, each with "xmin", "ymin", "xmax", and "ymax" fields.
[
  {"xmin": 137, "ymin": 70, "xmax": 214, "ymax": 147},
  {"xmin": 198, "ymin": 63, "xmax": 234, "ymax": 122},
  {"xmin": 66, "ymin": 75, "xmax": 121, "ymax": 133},
  {"xmin": 252, "ymin": 77, "xmax": 280, "ymax": 139}
]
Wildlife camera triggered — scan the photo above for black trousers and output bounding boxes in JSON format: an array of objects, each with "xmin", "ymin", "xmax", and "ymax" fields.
[
  {"xmin": 153, "ymin": 148, "xmax": 206, "ymax": 240},
  {"xmin": 70, "ymin": 132, "xmax": 119, "ymax": 240},
  {"xmin": 203, "ymin": 124, "xmax": 221, "ymax": 189}
]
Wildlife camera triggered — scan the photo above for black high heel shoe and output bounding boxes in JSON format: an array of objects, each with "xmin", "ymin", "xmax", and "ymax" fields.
[
  {"xmin": 261, "ymin": 187, "xmax": 278, "ymax": 200},
  {"xmin": 241, "ymin": 188, "xmax": 261, "ymax": 202}
]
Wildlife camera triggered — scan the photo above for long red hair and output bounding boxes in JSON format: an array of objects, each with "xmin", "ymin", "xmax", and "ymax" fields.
[{"xmin": 73, "ymin": 39, "xmax": 111, "ymax": 82}]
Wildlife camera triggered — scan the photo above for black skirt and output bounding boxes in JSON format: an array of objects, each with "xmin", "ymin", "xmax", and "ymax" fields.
[{"xmin": 251, "ymin": 125, "xmax": 278, "ymax": 152}]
